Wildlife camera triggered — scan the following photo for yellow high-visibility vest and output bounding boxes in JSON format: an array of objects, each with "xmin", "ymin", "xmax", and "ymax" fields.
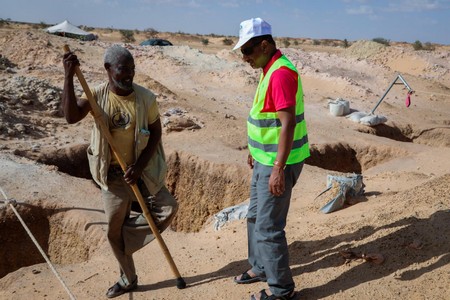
[{"xmin": 247, "ymin": 55, "xmax": 310, "ymax": 166}]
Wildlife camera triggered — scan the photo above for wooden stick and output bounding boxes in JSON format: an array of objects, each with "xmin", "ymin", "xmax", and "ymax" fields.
[{"xmin": 63, "ymin": 45, "xmax": 186, "ymax": 289}]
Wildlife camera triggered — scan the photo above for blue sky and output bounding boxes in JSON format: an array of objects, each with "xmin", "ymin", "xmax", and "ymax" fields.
[{"xmin": 2, "ymin": 0, "xmax": 450, "ymax": 44}]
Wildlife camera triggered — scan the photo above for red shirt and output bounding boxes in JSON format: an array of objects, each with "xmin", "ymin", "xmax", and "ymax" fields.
[{"xmin": 261, "ymin": 50, "xmax": 298, "ymax": 113}]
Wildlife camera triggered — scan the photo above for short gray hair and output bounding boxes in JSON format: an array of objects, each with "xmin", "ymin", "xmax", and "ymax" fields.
[{"xmin": 104, "ymin": 45, "xmax": 133, "ymax": 65}]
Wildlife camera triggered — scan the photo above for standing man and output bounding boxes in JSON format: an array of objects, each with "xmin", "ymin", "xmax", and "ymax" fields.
[
  {"xmin": 232, "ymin": 18, "xmax": 310, "ymax": 300},
  {"xmin": 63, "ymin": 45, "xmax": 178, "ymax": 298}
]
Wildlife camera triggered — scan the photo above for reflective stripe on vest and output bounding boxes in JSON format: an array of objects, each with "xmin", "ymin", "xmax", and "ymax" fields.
[{"xmin": 247, "ymin": 55, "xmax": 310, "ymax": 166}]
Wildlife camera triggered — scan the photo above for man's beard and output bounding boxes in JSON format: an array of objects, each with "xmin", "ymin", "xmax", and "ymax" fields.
[{"xmin": 111, "ymin": 77, "xmax": 133, "ymax": 92}]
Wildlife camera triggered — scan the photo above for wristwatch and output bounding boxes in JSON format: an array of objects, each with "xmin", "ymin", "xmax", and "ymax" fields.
[{"xmin": 273, "ymin": 160, "xmax": 286, "ymax": 169}]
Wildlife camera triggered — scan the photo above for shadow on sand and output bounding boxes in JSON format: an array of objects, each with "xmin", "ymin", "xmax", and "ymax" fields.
[{"xmin": 138, "ymin": 210, "xmax": 449, "ymax": 299}]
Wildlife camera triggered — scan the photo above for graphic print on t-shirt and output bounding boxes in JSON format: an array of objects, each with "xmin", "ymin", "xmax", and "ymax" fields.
[
  {"xmin": 111, "ymin": 111, "xmax": 131, "ymax": 129},
  {"xmin": 107, "ymin": 92, "xmax": 136, "ymax": 166}
]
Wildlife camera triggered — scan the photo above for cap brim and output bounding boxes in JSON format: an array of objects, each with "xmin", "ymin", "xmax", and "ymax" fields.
[{"xmin": 232, "ymin": 36, "xmax": 252, "ymax": 50}]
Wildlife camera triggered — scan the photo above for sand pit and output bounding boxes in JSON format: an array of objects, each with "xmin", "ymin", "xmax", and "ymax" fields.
[
  {"xmin": 1, "ymin": 24, "xmax": 449, "ymax": 299},
  {"xmin": 0, "ymin": 200, "xmax": 101, "ymax": 278}
]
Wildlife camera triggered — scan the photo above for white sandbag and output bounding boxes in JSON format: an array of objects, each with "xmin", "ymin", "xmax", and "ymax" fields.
[
  {"xmin": 329, "ymin": 102, "xmax": 345, "ymax": 116},
  {"xmin": 359, "ymin": 114, "xmax": 387, "ymax": 126},
  {"xmin": 336, "ymin": 98, "xmax": 350, "ymax": 114},
  {"xmin": 328, "ymin": 98, "xmax": 350, "ymax": 116},
  {"xmin": 346, "ymin": 111, "xmax": 367, "ymax": 123}
]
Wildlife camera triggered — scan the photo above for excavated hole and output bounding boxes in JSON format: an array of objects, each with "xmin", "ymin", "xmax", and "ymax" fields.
[
  {"xmin": 0, "ymin": 202, "xmax": 100, "ymax": 278},
  {"xmin": 307, "ymin": 142, "xmax": 408, "ymax": 173},
  {"xmin": 355, "ymin": 123, "xmax": 450, "ymax": 147},
  {"xmin": 356, "ymin": 123, "xmax": 413, "ymax": 142},
  {"xmin": 13, "ymin": 144, "xmax": 92, "ymax": 180},
  {"xmin": 13, "ymin": 142, "xmax": 408, "ymax": 233},
  {"xmin": 13, "ymin": 145, "xmax": 253, "ymax": 233}
]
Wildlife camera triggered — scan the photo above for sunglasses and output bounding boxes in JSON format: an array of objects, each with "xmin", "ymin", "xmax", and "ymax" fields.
[{"xmin": 241, "ymin": 40, "xmax": 263, "ymax": 56}]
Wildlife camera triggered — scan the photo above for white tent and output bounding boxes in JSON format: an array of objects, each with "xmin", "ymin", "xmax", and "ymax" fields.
[{"xmin": 45, "ymin": 20, "xmax": 96, "ymax": 41}]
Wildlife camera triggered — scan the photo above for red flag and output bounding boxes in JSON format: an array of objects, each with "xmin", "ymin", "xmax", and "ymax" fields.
[{"xmin": 405, "ymin": 92, "xmax": 411, "ymax": 107}]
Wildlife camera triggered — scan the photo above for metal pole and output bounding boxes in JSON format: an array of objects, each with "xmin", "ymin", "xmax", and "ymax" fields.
[
  {"xmin": 370, "ymin": 74, "xmax": 414, "ymax": 114},
  {"xmin": 370, "ymin": 76, "xmax": 398, "ymax": 114},
  {"xmin": 397, "ymin": 74, "xmax": 414, "ymax": 93}
]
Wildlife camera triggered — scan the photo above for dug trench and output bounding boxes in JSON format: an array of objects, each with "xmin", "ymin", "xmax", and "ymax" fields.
[
  {"xmin": 1, "ymin": 140, "xmax": 408, "ymax": 278},
  {"xmin": 355, "ymin": 122, "xmax": 450, "ymax": 147},
  {"xmin": 0, "ymin": 201, "xmax": 106, "ymax": 279}
]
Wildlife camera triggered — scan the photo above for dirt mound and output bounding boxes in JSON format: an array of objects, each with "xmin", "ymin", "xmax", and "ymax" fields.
[
  {"xmin": 0, "ymin": 30, "xmax": 63, "ymax": 69},
  {"xmin": 413, "ymin": 127, "xmax": 450, "ymax": 147},
  {"xmin": 0, "ymin": 74, "xmax": 64, "ymax": 143},
  {"xmin": 345, "ymin": 40, "xmax": 387, "ymax": 60}
]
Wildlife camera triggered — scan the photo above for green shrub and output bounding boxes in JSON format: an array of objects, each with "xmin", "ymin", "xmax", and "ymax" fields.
[
  {"xmin": 343, "ymin": 39, "xmax": 349, "ymax": 48},
  {"xmin": 423, "ymin": 42, "xmax": 435, "ymax": 51},
  {"xmin": 222, "ymin": 38, "xmax": 234, "ymax": 46},
  {"xmin": 201, "ymin": 38, "xmax": 209, "ymax": 46},
  {"xmin": 40, "ymin": 21, "xmax": 48, "ymax": 28},
  {"xmin": 120, "ymin": 30, "xmax": 135, "ymax": 43},
  {"xmin": 0, "ymin": 18, "xmax": 9, "ymax": 28},
  {"xmin": 321, "ymin": 39, "xmax": 337, "ymax": 46},
  {"xmin": 372, "ymin": 37, "xmax": 390, "ymax": 46},
  {"xmin": 81, "ymin": 26, "xmax": 95, "ymax": 32},
  {"xmin": 413, "ymin": 41, "xmax": 435, "ymax": 51},
  {"xmin": 283, "ymin": 39, "xmax": 291, "ymax": 48},
  {"xmin": 413, "ymin": 40, "xmax": 423, "ymax": 50},
  {"xmin": 144, "ymin": 28, "xmax": 159, "ymax": 38}
]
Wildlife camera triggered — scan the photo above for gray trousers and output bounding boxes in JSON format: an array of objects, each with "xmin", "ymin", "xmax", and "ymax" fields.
[
  {"xmin": 247, "ymin": 161, "xmax": 303, "ymax": 296},
  {"xmin": 102, "ymin": 169, "xmax": 178, "ymax": 287}
]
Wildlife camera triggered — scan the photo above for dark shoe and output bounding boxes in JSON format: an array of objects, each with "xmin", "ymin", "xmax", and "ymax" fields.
[
  {"xmin": 250, "ymin": 289, "xmax": 296, "ymax": 300},
  {"xmin": 234, "ymin": 271, "xmax": 267, "ymax": 284},
  {"xmin": 106, "ymin": 277, "xmax": 138, "ymax": 298}
]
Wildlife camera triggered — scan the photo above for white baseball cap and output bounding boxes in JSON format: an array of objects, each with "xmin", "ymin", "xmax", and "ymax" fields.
[{"xmin": 233, "ymin": 18, "xmax": 272, "ymax": 50}]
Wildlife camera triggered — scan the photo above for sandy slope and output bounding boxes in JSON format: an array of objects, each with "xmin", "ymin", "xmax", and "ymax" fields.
[{"xmin": 0, "ymin": 25, "xmax": 449, "ymax": 300}]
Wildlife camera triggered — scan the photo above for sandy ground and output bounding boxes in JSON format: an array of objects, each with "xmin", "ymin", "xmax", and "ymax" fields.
[{"xmin": 0, "ymin": 24, "xmax": 449, "ymax": 300}]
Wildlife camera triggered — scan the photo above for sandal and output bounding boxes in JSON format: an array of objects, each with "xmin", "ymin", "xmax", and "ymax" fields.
[
  {"xmin": 250, "ymin": 289, "xmax": 296, "ymax": 300},
  {"xmin": 234, "ymin": 270, "xmax": 267, "ymax": 284},
  {"xmin": 106, "ymin": 277, "xmax": 138, "ymax": 298}
]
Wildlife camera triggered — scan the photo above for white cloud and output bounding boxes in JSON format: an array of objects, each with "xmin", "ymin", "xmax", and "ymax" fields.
[
  {"xmin": 342, "ymin": 0, "xmax": 368, "ymax": 3},
  {"xmin": 219, "ymin": 0, "xmax": 240, "ymax": 8},
  {"xmin": 346, "ymin": 5, "xmax": 374, "ymax": 15},
  {"xmin": 139, "ymin": 0, "xmax": 200, "ymax": 7},
  {"xmin": 386, "ymin": 0, "xmax": 444, "ymax": 12}
]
